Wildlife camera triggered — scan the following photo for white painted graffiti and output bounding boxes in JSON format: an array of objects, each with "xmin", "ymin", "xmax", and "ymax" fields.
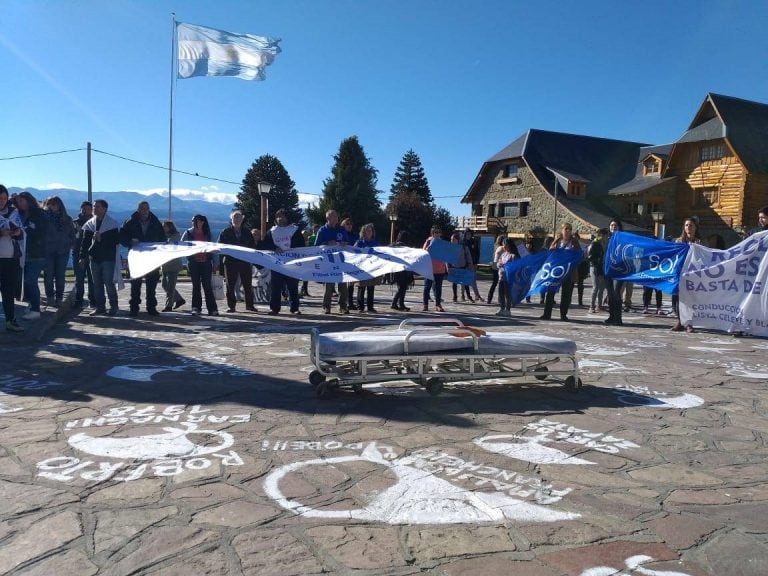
[
  {"xmin": 263, "ymin": 442, "xmax": 578, "ymax": 524},
  {"xmin": 0, "ymin": 374, "xmax": 65, "ymax": 414},
  {"xmin": 612, "ymin": 385, "xmax": 705, "ymax": 409},
  {"xmin": 475, "ymin": 435, "xmax": 595, "ymax": 465},
  {"xmin": 37, "ymin": 404, "xmax": 249, "ymax": 483},
  {"xmin": 473, "ymin": 419, "xmax": 639, "ymax": 466},
  {"xmin": 581, "ymin": 554, "xmax": 693, "ymax": 576},
  {"xmin": 687, "ymin": 356, "xmax": 768, "ymax": 380},
  {"xmin": 579, "ymin": 359, "xmax": 646, "ymax": 374}
]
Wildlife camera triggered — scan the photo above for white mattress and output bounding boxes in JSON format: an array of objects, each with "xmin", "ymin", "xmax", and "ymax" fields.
[{"xmin": 315, "ymin": 330, "xmax": 576, "ymax": 358}]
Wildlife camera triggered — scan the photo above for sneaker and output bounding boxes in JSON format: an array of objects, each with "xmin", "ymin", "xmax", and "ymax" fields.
[
  {"xmin": 173, "ymin": 298, "xmax": 186, "ymax": 310},
  {"xmin": 589, "ymin": 307, "xmax": 596, "ymax": 313},
  {"xmin": 670, "ymin": 322, "xmax": 684, "ymax": 332},
  {"xmin": 267, "ymin": 310, "xmax": 279, "ymax": 315},
  {"xmin": 642, "ymin": 307, "xmax": 650, "ymax": 315},
  {"xmin": 495, "ymin": 309, "xmax": 505, "ymax": 316},
  {"xmin": 340, "ymin": 307, "xmax": 350, "ymax": 314},
  {"xmin": 435, "ymin": 305, "xmax": 444, "ymax": 312},
  {"xmin": 22, "ymin": 310, "xmax": 41, "ymax": 320},
  {"xmin": 191, "ymin": 308, "xmax": 201, "ymax": 316},
  {"xmin": 89, "ymin": 308, "xmax": 106, "ymax": 317},
  {"xmin": 5, "ymin": 320, "xmax": 24, "ymax": 332},
  {"xmin": 245, "ymin": 306, "xmax": 258, "ymax": 312},
  {"xmin": 398, "ymin": 306, "xmax": 410, "ymax": 312},
  {"xmin": 291, "ymin": 310, "xmax": 301, "ymax": 315}
]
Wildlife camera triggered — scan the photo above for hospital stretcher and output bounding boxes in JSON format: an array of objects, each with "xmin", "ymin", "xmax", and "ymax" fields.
[{"xmin": 308, "ymin": 319, "xmax": 581, "ymax": 397}]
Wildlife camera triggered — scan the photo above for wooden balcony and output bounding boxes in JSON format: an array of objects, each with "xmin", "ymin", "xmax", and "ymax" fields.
[{"xmin": 456, "ymin": 215, "xmax": 489, "ymax": 231}]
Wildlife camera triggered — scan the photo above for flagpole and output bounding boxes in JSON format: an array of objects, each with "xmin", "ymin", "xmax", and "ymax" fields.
[{"xmin": 168, "ymin": 13, "xmax": 176, "ymax": 220}]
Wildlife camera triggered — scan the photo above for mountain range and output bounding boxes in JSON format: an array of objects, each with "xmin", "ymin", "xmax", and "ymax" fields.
[{"xmin": 8, "ymin": 186, "xmax": 239, "ymax": 233}]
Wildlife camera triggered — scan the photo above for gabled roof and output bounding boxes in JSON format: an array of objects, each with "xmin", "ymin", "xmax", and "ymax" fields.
[
  {"xmin": 677, "ymin": 116, "xmax": 726, "ymax": 144},
  {"xmin": 609, "ymin": 144, "xmax": 674, "ymax": 195},
  {"xmin": 463, "ymin": 129, "xmax": 648, "ymax": 204},
  {"xmin": 685, "ymin": 93, "xmax": 768, "ymax": 173}
]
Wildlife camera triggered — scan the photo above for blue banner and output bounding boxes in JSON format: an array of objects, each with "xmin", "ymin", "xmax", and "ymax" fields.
[
  {"xmin": 503, "ymin": 251, "xmax": 549, "ymax": 305},
  {"xmin": 604, "ymin": 232, "xmax": 689, "ymax": 294},
  {"xmin": 447, "ymin": 267, "xmax": 475, "ymax": 286},
  {"xmin": 526, "ymin": 249, "xmax": 584, "ymax": 297},
  {"xmin": 427, "ymin": 238, "xmax": 461, "ymax": 266}
]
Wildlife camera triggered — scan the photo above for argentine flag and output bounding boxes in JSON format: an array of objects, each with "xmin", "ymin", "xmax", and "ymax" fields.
[{"xmin": 177, "ymin": 22, "xmax": 281, "ymax": 81}]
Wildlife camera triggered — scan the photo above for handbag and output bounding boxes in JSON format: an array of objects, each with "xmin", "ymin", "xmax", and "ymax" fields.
[{"xmin": 211, "ymin": 274, "xmax": 225, "ymax": 300}]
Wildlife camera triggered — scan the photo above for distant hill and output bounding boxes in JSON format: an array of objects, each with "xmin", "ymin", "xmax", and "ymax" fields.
[{"xmin": 8, "ymin": 187, "xmax": 238, "ymax": 235}]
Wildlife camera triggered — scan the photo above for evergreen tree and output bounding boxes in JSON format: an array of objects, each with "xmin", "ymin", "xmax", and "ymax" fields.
[
  {"xmin": 389, "ymin": 149, "xmax": 433, "ymax": 206},
  {"xmin": 237, "ymin": 154, "xmax": 305, "ymax": 231},
  {"xmin": 309, "ymin": 136, "xmax": 385, "ymax": 234},
  {"xmin": 386, "ymin": 192, "xmax": 433, "ymax": 247}
]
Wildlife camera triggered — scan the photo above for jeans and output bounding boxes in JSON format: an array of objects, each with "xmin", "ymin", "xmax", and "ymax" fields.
[
  {"xmin": 543, "ymin": 277, "xmax": 574, "ymax": 319},
  {"xmin": 45, "ymin": 252, "xmax": 69, "ymax": 302},
  {"xmin": 0, "ymin": 257, "xmax": 20, "ymax": 322},
  {"xmin": 271, "ymin": 271, "xmax": 299, "ymax": 313},
  {"xmin": 73, "ymin": 250, "xmax": 93, "ymax": 305},
  {"xmin": 590, "ymin": 268, "xmax": 606, "ymax": 309},
  {"xmin": 423, "ymin": 273, "xmax": 445, "ymax": 306},
  {"xmin": 129, "ymin": 270, "xmax": 160, "ymax": 312},
  {"xmin": 90, "ymin": 259, "xmax": 118, "ymax": 311},
  {"xmin": 224, "ymin": 261, "xmax": 254, "ymax": 310},
  {"xmin": 23, "ymin": 258, "xmax": 46, "ymax": 312},
  {"xmin": 323, "ymin": 282, "xmax": 348, "ymax": 310},
  {"xmin": 188, "ymin": 259, "xmax": 217, "ymax": 313},
  {"xmin": 161, "ymin": 271, "xmax": 183, "ymax": 310},
  {"xmin": 487, "ymin": 269, "xmax": 499, "ymax": 304}
]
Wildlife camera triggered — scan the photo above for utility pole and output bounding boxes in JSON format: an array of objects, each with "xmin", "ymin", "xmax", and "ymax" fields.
[{"xmin": 86, "ymin": 142, "xmax": 93, "ymax": 203}]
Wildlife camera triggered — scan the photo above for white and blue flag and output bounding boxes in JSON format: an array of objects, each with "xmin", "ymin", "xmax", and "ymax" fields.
[
  {"xmin": 605, "ymin": 232, "xmax": 689, "ymax": 294},
  {"xmin": 177, "ymin": 22, "xmax": 281, "ymax": 81}
]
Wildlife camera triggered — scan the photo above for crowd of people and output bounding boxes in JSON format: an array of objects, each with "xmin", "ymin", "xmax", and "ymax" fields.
[{"xmin": 1, "ymin": 182, "xmax": 766, "ymax": 335}]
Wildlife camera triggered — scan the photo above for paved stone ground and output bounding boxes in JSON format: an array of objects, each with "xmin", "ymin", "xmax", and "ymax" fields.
[{"xmin": 1, "ymin": 278, "xmax": 767, "ymax": 575}]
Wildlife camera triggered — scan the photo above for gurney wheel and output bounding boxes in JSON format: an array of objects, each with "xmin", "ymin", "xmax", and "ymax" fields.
[
  {"xmin": 564, "ymin": 376, "xmax": 582, "ymax": 392},
  {"xmin": 309, "ymin": 370, "xmax": 326, "ymax": 387},
  {"xmin": 534, "ymin": 366, "xmax": 549, "ymax": 381},
  {"xmin": 316, "ymin": 381, "xmax": 331, "ymax": 398},
  {"xmin": 425, "ymin": 378, "xmax": 444, "ymax": 397}
]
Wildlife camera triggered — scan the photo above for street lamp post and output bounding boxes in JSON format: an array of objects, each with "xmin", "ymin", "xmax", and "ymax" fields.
[
  {"xmin": 258, "ymin": 181, "xmax": 272, "ymax": 234},
  {"xmin": 651, "ymin": 211, "xmax": 665, "ymax": 239},
  {"xmin": 389, "ymin": 213, "xmax": 398, "ymax": 244}
]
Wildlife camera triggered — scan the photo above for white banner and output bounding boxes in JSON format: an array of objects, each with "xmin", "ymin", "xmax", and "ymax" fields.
[
  {"xmin": 127, "ymin": 242, "xmax": 434, "ymax": 283},
  {"xmin": 680, "ymin": 231, "xmax": 768, "ymax": 337}
]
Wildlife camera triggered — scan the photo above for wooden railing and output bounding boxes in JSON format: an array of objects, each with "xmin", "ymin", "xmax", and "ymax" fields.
[{"xmin": 456, "ymin": 215, "xmax": 489, "ymax": 231}]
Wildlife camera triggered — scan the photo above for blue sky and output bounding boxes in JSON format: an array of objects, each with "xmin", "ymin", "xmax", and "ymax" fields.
[{"xmin": 1, "ymin": 0, "xmax": 767, "ymax": 217}]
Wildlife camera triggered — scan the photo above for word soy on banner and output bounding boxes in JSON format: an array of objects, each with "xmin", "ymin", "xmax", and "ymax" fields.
[{"xmin": 680, "ymin": 230, "xmax": 768, "ymax": 337}]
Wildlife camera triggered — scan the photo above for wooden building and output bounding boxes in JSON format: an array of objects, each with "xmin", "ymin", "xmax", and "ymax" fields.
[{"xmin": 464, "ymin": 93, "xmax": 768, "ymax": 247}]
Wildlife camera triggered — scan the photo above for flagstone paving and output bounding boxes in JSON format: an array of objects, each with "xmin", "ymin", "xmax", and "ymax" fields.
[{"xmin": 1, "ymin": 281, "xmax": 767, "ymax": 575}]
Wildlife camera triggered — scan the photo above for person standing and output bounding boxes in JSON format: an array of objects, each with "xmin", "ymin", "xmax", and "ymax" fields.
[
  {"xmin": 486, "ymin": 234, "xmax": 505, "ymax": 305},
  {"xmin": 15, "ymin": 191, "xmax": 48, "ymax": 321},
  {"xmin": 316, "ymin": 210, "xmax": 350, "ymax": 314},
  {"xmin": 0, "ymin": 185, "xmax": 24, "ymax": 332},
  {"xmin": 79, "ymin": 199, "xmax": 121, "ymax": 316},
  {"xmin": 449, "ymin": 231, "xmax": 474, "ymax": 303},
  {"xmin": 160, "ymin": 221, "xmax": 185, "ymax": 312},
  {"xmin": 72, "ymin": 201, "xmax": 94, "ymax": 309},
  {"xmin": 754, "ymin": 206, "xmax": 768, "ymax": 234},
  {"xmin": 463, "ymin": 228, "xmax": 484, "ymax": 302},
  {"xmin": 120, "ymin": 201, "xmax": 165, "ymax": 317},
  {"xmin": 42, "ymin": 196, "xmax": 75, "ymax": 308},
  {"xmin": 390, "ymin": 230, "xmax": 412, "ymax": 311},
  {"xmin": 301, "ymin": 224, "xmax": 319, "ymax": 297},
  {"xmin": 603, "ymin": 220, "xmax": 625, "ymax": 326},
  {"xmin": 540, "ymin": 222, "xmax": 582, "ymax": 322},
  {"xmin": 422, "ymin": 226, "xmax": 448, "ymax": 312},
  {"xmin": 587, "ymin": 228, "xmax": 608, "ymax": 313},
  {"xmin": 218, "ymin": 210, "xmax": 257, "ymax": 314},
  {"xmin": 353, "ymin": 223, "xmax": 380, "ymax": 312},
  {"xmin": 261, "ymin": 208, "xmax": 305, "ymax": 315},
  {"xmin": 181, "ymin": 215, "xmax": 218, "ymax": 316},
  {"xmin": 496, "ymin": 237, "xmax": 520, "ymax": 316},
  {"xmin": 670, "ymin": 218, "xmax": 701, "ymax": 333}
]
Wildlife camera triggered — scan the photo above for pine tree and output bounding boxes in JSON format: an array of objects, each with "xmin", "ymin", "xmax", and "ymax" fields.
[
  {"xmin": 310, "ymin": 136, "xmax": 385, "ymax": 235},
  {"xmin": 389, "ymin": 149, "xmax": 433, "ymax": 206},
  {"xmin": 237, "ymin": 154, "xmax": 305, "ymax": 232}
]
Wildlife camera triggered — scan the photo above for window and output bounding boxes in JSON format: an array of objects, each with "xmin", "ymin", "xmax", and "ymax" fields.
[
  {"xmin": 700, "ymin": 144, "xmax": 725, "ymax": 162},
  {"xmin": 567, "ymin": 182, "xmax": 586, "ymax": 197},
  {"xmin": 487, "ymin": 203, "xmax": 496, "ymax": 218},
  {"xmin": 695, "ymin": 187, "xmax": 719, "ymax": 207},
  {"xmin": 643, "ymin": 159, "xmax": 659, "ymax": 175},
  {"xmin": 503, "ymin": 164, "xmax": 519, "ymax": 178},
  {"xmin": 499, "ymin": 201, "xmax": 529, "ymax": 218},
  {"xmin": 627, "ymin": 202, "xmax": 642, "ymax": 216}
]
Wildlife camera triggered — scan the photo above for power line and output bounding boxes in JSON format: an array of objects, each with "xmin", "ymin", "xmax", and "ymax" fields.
[
  {"xmin": 0, "ymin": 147, "xmax": 85, "ymax": 161},
  {"xmin": 91, "ymin": 148, "xmax": 241, "ymax": 186}
]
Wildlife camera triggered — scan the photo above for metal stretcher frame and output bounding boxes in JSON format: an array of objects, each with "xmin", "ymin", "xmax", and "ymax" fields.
[{"xmin": 308, "ymin": 318, "xmax": 581, "ymax": 397}]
